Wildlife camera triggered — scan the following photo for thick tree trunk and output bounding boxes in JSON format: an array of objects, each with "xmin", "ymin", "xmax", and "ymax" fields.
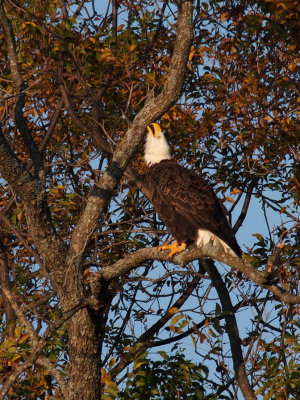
[
  {"xmin": 67, "ymin": 279, "xmax": 112, "ymax": 400},
  {"xmin": 67, "ymin": 308, "xmax": 102, "ymax": 400}
]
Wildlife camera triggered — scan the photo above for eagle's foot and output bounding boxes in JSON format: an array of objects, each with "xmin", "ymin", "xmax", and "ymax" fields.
[{"xmin": 159, "ymin": 241, "xmax": 187, "ymax": 258}]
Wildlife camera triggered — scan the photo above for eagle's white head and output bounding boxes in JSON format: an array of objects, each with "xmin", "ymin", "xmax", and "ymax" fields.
[{"xmin": 144, "ymin": 123, "xmax": 171, "ymax": 166}]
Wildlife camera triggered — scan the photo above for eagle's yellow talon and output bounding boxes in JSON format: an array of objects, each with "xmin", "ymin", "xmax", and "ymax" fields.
[{"xmin": 159, "ymin": 241, "xmax": 187, "ymax": 258}]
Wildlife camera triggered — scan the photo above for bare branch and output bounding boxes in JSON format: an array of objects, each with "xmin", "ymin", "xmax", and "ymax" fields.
[
  {"xmin": 59, "ymin": 82, "xmax": 113, "ymax": 155},
  {"xmin": 37, "ymin": 98, "xmax": 64, "ymax": 154},
  {"xmin": 233, "ymin": 178, "xmax": 258, "ymax": 233},
  {"xmin": 58, "ymin": 0, "xmax": 68, "ymax": 19},
  {"xmin": 111, "ymin": 0, "xmax": 118, "ymax": 53}
]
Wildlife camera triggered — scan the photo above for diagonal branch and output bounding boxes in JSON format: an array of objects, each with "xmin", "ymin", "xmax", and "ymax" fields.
[
  {"xmin": 67, "ymin": 0, "xmax": 193, "ymax": 266},
  {"xmin": 0, "ymin": 212, "xmax": 47, "ymax": 275},
  {"xmin": 59, "ymin": 82, "xmax": 113, "ymax": 155},
  {"xmin": 36, "ymin": 356, "xmax": 68, "ymax": 397},
  {"xmin": 35, "ymin": 98, "xmax": 64, "ymax": 153}
]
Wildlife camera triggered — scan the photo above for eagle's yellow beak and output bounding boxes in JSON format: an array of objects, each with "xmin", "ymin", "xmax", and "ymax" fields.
[{"xmin": 147, "ymin": 123, "xmax": 162, "ymax": 138}]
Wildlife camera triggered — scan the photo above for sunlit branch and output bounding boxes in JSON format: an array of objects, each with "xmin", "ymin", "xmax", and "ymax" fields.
[{"xmin": 93, "ymin": 244, "xmax": 300, "ymax": 304}]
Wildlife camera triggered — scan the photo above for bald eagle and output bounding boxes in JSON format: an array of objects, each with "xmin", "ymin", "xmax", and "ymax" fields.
[{"xmin": 144, "ymin": 123, "xmax": 242, "ymax": 258}]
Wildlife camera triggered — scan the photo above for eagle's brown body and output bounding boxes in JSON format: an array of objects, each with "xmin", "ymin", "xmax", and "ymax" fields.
[{"xmin": 146, "ymin": 159, "xmax": 242, "ymax": 257}]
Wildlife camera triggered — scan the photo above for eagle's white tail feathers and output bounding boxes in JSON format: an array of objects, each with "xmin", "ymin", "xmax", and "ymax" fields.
[{"xmin": 196, "ymin": 229, "xmax": 238, "ymax": 257}]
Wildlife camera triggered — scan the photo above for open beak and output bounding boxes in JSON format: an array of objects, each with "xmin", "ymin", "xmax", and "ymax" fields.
[{"xmin": 147, "ymin": 123, "xmax": 161, "ymax": 137}]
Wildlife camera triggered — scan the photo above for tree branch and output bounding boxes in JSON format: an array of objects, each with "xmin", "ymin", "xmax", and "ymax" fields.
[
  {"xmin": 0, "ymin": 97, "xmax": 63, "ymax": 217},
  {"xmin": 111, "ymin": 0, "xmax": 118, "ymax": 53},
  {"xmin": 67, "ymin": 0, "xmax": 193, "ymax": 267},
  {"xmin": 58, "ymin": 0, "xmax": 68, "ymax": 19},
  {"xmin": 59, "ymin": 82, "xmax": 113, "ymax": 155},
  {"xmin": 233, "ymin": 178, "xmax": 258, "ymax": 233},
  {"xmin": 0, "ymin": 3, "xmax": 22, "ymax": 89},
  {"xmin": 90, "ymin": 244, "xmax": 300, "ymax": 304},
  {"xmin": 37, "ymin": 98, "xmax": 64, "ymax": 154},
  {"xmin": 124, "ymin": 168, "xmax": 153, "ymax": 200},
  {"xmin": 0, "ymin": 287, "xmax": 87, "ymax": 400},
  {"xmin": 36, "ymin": 356, "xmax": 68, "ymax": 398},
  {"xmin": 0, "ymin": 212, "xmax": 48, "ymax": 276}
]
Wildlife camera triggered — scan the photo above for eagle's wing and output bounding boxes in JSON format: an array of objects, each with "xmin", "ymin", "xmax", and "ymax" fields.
[{"xmin": 148, "ymin": 161, "xmax": 241, "ymax": 256}]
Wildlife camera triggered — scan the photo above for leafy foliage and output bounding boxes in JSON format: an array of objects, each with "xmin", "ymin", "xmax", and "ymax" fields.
[{"xmin": 118, "ymin": 351, "xmax": 208, "ymax": 400}]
